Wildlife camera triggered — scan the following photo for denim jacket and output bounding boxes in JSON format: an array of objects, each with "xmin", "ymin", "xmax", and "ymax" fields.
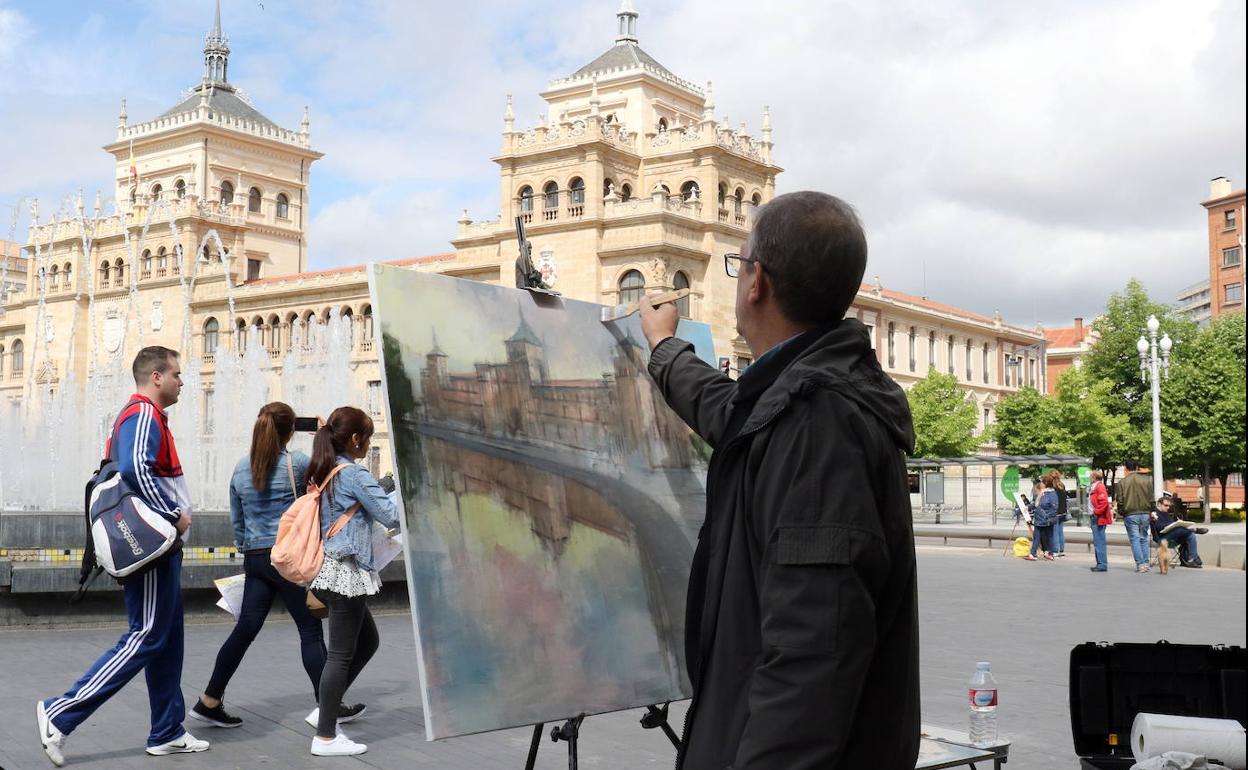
[
  {"xmin": 319, "ymin": 454, "xmax": 399, "ymax": 571},
  {"xmin": 230, "ymin": 449, "xmax": 309, "ymax": 551},
  {"xmin": 1030, "ymin": 488, "xmax": 1059, "ymax": 528}
]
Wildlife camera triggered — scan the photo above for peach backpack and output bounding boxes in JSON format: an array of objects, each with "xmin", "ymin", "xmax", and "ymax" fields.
[{"xmin": 270, "ymin": 463, "xmax": 360, "ymax": 586}]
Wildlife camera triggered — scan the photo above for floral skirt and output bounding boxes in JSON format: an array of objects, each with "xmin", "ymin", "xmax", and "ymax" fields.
[{"xmin": 309, "ymin": 555, "xmax": 382, "ymax": 598}]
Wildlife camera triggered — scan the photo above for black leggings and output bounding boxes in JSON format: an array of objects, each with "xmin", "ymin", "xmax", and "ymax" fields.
[
  {"xmin": 204, "ymin": 550, "xmax": 326, "ymax": 702},
  {"xmin": 314, "ymin": 590, "xmax": 379, "ymax": 738}
]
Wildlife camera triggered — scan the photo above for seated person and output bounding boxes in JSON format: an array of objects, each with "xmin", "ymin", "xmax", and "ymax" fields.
[{"xmin": 1150, "ymin": 494, "xmax": 1209, "ymax": 568}]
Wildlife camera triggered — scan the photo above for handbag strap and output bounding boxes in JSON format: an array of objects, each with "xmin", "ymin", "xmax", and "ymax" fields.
[
  {"xmin": 326, "ymin": 503, "xmax": 362, "ymax": 540},
  {"xmin": 285, "ymin": 452, "xmax": 296, "ymax": 493}
]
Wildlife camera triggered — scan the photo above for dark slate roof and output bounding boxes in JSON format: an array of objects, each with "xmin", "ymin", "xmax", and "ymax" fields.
[
  {"xmin": 161, "ymin": 86, "xmax": 279, "ymax": 129},
  {"xmin": 571, "ymin": 42, "xmax": 678, "ymax": 82}
]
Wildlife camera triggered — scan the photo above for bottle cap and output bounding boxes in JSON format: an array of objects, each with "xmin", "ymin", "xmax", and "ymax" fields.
[{"xmin": 976, "ymin": 661, "xmax": 991, "ymax": 670}]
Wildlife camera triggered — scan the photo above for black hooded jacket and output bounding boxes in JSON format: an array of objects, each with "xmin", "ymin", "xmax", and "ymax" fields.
[{"xmin": 648, "ymin": 319, "xmax": 921, "ymax": 770}]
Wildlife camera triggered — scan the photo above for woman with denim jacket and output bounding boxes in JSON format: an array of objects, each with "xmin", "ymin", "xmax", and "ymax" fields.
[
  {"xmin": 305, "ymin": 406, "xmax": 398, "ymax": 757},
  {"xmin": 192, "ymin": 403, "xmax": 334, "ymax": 729},
  {"xmin": 1026, "ymin": 478, "xmax": 1059, "ymax": 561}
]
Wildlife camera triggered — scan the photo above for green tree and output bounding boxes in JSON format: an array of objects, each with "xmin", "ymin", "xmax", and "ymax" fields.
[
  {"xmin": 907, "ymin": 370, "xmax": 980, "ymax": 457},
  {"xmin": 1082, "ymin": 279, "xmax": 1199, "ymax": 463},
  {"xmin": 1162, "ymin": 313, "xmax": 1247, "ymax": 520},
  {"xmin": 991, "ymin": 386, "xmax": 1057, "ymax": 455},
  {"xmin": 1048, "ymin": 366, "xmax": 1131, "ymax": 473}
]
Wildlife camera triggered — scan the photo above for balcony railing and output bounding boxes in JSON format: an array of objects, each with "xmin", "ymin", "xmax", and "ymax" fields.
[
  {"xmin": 202, "ymin": 353, "xmax": 215, "ymax": 364},
  {"xmin": 566, "ymin": 204, "xmax": 584, "ymax": 219},
  {"xmin": 361, "ymin": 339, "xmax": 374, "ymax": 352},
  {"xmin": 520, "ymin": 212, "xmax": 533, "ymax": 224},
  {"xmin": 542, "ymin": 209, "xmax": 558, "ymax": 221}
]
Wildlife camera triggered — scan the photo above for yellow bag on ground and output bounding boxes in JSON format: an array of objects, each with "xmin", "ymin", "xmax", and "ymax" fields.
[{"xmin": 1012, "ymin": 537, "xmax": 1032, "ymax": 558}]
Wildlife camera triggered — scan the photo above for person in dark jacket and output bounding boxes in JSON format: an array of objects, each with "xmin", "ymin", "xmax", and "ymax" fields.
[{"xmin": 640, "ymin": 191, "xmax": 920, "ymax": 770}]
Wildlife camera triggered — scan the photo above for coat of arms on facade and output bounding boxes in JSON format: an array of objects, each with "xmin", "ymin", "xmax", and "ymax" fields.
[
  {"xmin": 151, "ymin": 300, "xmax": 164, "ymax": 331},
  {"xmin": 537, "ymin": 247, "xmax": 557, "ymax": 288},
  {"xmin": 103, "ymin": 309, "xmax": 123, "ymax": 353}
]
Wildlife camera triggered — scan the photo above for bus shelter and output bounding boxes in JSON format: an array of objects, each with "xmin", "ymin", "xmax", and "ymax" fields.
[{"xmin": 906, "ymin": 454, "xmax": 1093, "ymax": 524}]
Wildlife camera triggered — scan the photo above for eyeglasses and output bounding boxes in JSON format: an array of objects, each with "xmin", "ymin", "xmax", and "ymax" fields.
[{"xmin": 723, "ymin": 252, "xmax": 759, "ymax": 278}]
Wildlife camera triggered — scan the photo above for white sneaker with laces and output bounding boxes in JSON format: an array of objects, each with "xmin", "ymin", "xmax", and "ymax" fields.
[
  {"xmin": 36, "ymin": 701, "xmax": 66, "ymax": 767},
  {"xmin": 311, "ymin": 731, "xmax": 367, "ymax": 756},
  {"xmin": 145, "ymin": 731, "xmax": 210, "ymax": 755}
]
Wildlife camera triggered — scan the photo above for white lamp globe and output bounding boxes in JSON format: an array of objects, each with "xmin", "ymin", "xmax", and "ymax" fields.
[
  {"xmin": 1137, "ymin": 337, "xmax": 1150, "ymax": 354},
  {"xmin": 1160, "ymin": 334, "xmax": 1173, "ymax": 353},
  {"xmin": 1147, "ymin": 315, "xmax": 1160, "ymax": 333}
]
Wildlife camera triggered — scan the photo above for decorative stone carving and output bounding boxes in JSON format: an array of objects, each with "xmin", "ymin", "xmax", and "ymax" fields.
[
  {"xmin": 151, "ymin": 300, "xmax": 164, "ymax": 331},
  {"xmin": 103, "ymin": 310, "xmax": 123, "ymax": 353}
]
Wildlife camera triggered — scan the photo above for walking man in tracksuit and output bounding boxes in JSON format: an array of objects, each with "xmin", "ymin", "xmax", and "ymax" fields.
[{"xmin": 36, "ymin": 346, "xmax": 208, "ymax": 765}]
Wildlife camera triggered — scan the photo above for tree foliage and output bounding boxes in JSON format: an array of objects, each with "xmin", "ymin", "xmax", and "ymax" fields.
[
  {"xmin": 907, "ymin": 370, "xmax": 980, "ymax": 457},
  {"xmin": 991, "ymin": 386, "xmax": 1056, "ymax": 455}
]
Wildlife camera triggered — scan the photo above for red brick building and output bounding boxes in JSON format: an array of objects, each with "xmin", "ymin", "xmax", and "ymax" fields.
[{"xmin": 1203, "ymin": 177, "xmax": 1245, "ymax": 320}]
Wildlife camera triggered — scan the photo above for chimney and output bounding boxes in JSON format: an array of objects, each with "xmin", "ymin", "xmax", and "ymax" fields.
[
  {"xmin": 1210, "ymin": 176, "xmax": 1233, "ymax": 199},
  {"xmin": 1074, "ymin": 317, "xmax": 1083, "ymax": 340}
]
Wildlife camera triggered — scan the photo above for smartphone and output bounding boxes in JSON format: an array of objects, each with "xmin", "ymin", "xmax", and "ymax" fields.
[{"xmin": 293, "ymin": 417, "xmax": 319, "ymax": 432}]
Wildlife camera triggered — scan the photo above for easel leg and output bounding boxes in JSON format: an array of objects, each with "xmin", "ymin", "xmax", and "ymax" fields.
[
  {"xmin": 550, "ymin": 715, "xmax": 585, "ymax": 770},
  {"xmin": 524, "ymin": 723, "xmax": 543, "ymax": 770}
]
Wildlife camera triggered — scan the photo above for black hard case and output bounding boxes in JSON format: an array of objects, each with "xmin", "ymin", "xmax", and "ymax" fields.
[{"xmin": 1069, "ymin": 641, "xmax": 1246, "ymax": 769}]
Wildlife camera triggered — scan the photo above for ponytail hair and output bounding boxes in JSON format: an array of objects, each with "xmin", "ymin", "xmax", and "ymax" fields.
[
  {"xmin": 306, "ymin": 406, "xmax": 374, "ymax": 488},
  {"xmin": 250, "ymin": 402, "xmax": 296, "ymax": 491}
]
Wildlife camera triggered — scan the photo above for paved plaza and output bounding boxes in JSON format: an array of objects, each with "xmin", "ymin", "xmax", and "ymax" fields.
[{"xmin": 1, "ymin": 544, "xmax": 1244, "ymax": 770}]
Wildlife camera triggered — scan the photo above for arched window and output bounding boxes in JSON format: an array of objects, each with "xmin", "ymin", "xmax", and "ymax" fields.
[
  {"xmin": 252, "ymin": 316, "xmax": 265, "ymax": 349},
  {"xmin": 10, "ymin": 339, "xmax": 23, "ymax": 375},
  {"xmin": 928, "ymin": 331, "xmax": 936, "ymax": 370},
  {"xmin": 543, "ymin": 181, "xmax": 559, "ymax": 210},
  {"xmin": 518, "ymin": 185, "xmax": 534, "ymax": 213},
  {"xmin": 603, "ymin": 178, "xmax": 614, "ymax": 198},
  {"xmin": 947, "ymin": 335, "xmax": 955, "ymax": 375},
  {"xmin": 0, "ymin": 344, "xmax": 5, "ymax": 377},
  {"xmin": 734, "ymin": 187, "xmax": 745, "ymax": 216},
  {"xmin": 620, "ymin": 183, "xmax": 632, "ymax": 202},
  {"xmin": 220, "ymin": 180, "xmax": 234, "ymax": 206},
  {"xmin": 203, "ymin": 317, "xmax": 220, "ymax": 355},
  {"xmin": 267, "ymin": 314, "xmax": 281, "ymax": 351},
  {"xmin": 965, "ymin": 338, "xmax": 973, "ymax": 381},
  {"xmin": 673, "ymin": 271, "xmax": 691, "ymax": 318},
  {"xmin": 752, "ymin": 192, "xmax": 762, "ymax": 206},
  {"xmin": 618, "ymin": 269, "xmax": 645, "ymax": 305},
  {"xmin": 99, "ymin": 260, "xmax": 110, "ymax": 288},
  {"xmin": 157, "ymin": 246, "xmax": 168, "ymax": 274},
  {"xmin": 48, "ymin": 265, "xmax": 59, "ymax": 290},
  {"xmin": 680, "ymin": 181, "xmax": 700, "ymax": 201},
  {"xmin": 248, "ymin": 187, "xmax": 262, "ymax": 213},
  {"xmin": 175, "ymin": 179, "xmax": 186, "ymax": 199},
  {"xmin": 284, "ymin": 312, "xmax": 299, "ymax": 350},
  {"xmin": 718, "ymin": 183, "xmax": 727, "ymax": 206},
  {"xmin": 887, "ymin": 322, "xmax": 896, "ymax": 368},
  {"xmin": 275, "ymin": 193, "xmax": 289, "ymax": 219},
  {"xmin": 151, "ymin": 183, "xmax": 163, "ymax": 201},
  {"xmin": 235, "ymin": 318, "xmax": 248, "ymax": 351},
  {"xmin": 908, "ymin": 326, "xmax": 916, "ymax": 372},
  {"xmin": 362, "ymin": 304, "xmax": 374, "ymax": 342},
  {"xmin": 657, "ymin": 117, "xmax": 668, "ymax": 133},
  {"xmin": 982, "ymin": 343, "xmax": 990, "ymax": 384},
  {"xmin": 568, "ymin": 177, "xmax": 585, "ymax": 207},
  {"xmin": 114, "ymin": 258, "xmax": 125, "ymax": 285},
  {"xmin": 341, "ymin": 307, "xmax": 354, "ymax": 350},
  {"xmin": 141, "ymin": 249, "xmax": 152, "ymax": 277},
  {"xmin": 63, "ymin": 263, "xmax": 72, "ymax": 289}
]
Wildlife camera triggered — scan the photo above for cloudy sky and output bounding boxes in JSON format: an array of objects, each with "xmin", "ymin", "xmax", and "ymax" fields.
[{"xmin": 1, "ymin": 0, "xmax": 1243, "ymax": 327}]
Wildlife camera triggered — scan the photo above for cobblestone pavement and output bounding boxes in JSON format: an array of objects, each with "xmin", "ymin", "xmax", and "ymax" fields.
[{"xmin": 1, "ymin": 546, "xmax": 1243, "ymax": 769}]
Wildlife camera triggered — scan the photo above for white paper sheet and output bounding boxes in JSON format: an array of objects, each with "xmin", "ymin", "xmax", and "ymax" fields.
[
  {"xmin": 372, "ymin": 523, "xmax": 403, "ymax": 571},
  {"xmin": 213, "ymin": 573, "xmax": 246, "ymax": 619}
]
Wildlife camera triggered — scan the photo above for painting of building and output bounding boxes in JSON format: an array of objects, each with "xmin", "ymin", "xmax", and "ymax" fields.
[{"xmin": 368, "ymin": 265, "xmax": 715, "ymax": 740}]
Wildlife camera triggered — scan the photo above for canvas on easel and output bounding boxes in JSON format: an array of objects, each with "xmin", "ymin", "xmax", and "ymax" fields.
[{"xmin": 368, "ymin": 265, "xmax": 716, "ymax": 740}]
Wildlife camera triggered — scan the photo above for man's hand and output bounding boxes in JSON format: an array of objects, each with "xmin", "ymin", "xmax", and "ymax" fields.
[
  {"xmin": 175, "ymin": 511, "xmax": 191, "ymax": 535},
  {"xmin": 639, "ymin": 294, "xmax": 679, "ymax": 351}
]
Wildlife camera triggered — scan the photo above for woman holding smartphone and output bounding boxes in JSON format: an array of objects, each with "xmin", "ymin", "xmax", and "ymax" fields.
[
  {"xmin": 192, "ymin": 403, "xmax": 362, "ymax": 730},
  {"xmin": 305, "ymin": 406, "xmax": 398, "ymax": 757}
]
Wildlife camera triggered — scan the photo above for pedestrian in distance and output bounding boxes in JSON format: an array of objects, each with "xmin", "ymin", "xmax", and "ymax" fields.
[
  {"xmin": 36, "ymin": 346, "xmax": 208, "ymax": 766},
  {"xmin": 1046, "ymin": 470, "xmax": 1068, "ymax": 557},
  {"xmin": 1087, "ymin": 469, "xmax": 1113, "ymax": 572},
  {"xmin": 1150, "ymin": 493, "xmax": 1208, "ymax": 569},
  {"xmin": 192, "ymin": 402, "xmax": 357, "ymax": 729},
  {"xmin": 1115, "ymin": 459, "xmax": 1155, "ymax": 573},
  {"xmin": 639, "ymin": 191, "xmax": 921, "ymax": 769},
  {"xmin": 1026, "ymin": 477, "xmax": 1059, "ymax": 561},
  {"xmin": 305, "ymin": 406, "xmax": 399, "ymax": 757}
]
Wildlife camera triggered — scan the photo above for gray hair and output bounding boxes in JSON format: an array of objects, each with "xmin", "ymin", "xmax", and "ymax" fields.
[{"xmin": 747, "ymin": 191, "xmax": 868, "ymax": 326}]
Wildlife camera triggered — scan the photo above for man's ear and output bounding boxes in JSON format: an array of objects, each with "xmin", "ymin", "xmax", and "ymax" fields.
[{"xmin": 748, "ymin": 264, "xmax": 771, "ymax": 306}]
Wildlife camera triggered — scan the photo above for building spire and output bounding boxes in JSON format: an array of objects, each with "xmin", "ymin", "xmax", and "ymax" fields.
[
  {"xmin": 615, "ymin": 0, "xmax": 639, "ymax": 45},
  {"xmin": 203, "ymin": 0, "xmax": 231, "ymax": 86},
  {"xmin": 503, "ymin": 93, "xmax": 514, "ymax": 132}
]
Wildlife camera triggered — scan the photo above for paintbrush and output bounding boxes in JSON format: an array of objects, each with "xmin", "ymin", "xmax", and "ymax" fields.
[{"xmin": 600, "ymin": 288, "xmax": 691, "ymax": 322}]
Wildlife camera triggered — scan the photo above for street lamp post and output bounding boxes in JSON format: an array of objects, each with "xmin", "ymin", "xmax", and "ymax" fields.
[{"xmin": 1137, "ymin": 315, "xmax": 1173, "ymax": 499}]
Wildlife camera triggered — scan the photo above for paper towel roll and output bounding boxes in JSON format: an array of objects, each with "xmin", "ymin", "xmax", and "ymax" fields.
[{"xmin": 1131, "ymin": 712, "xmax": 1247, "ymax": 769}]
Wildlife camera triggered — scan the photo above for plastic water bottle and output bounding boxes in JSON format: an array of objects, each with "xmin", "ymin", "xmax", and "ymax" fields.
[{"xmin": 968, "ymin": 661, "xmax": 998, "ymax": 746}]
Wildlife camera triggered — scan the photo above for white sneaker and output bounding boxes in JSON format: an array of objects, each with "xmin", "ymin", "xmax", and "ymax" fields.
[
  {"xmin": 36, "ymin": 701, "xmax": 66, "ymax": 767},
  {"xmin": 305, "ymin": 703, "xmax": 368, "ymax": 728},
  {"xmin": 311, "ymin": 731, "xmax": 367, "ymax": 756},
  {"xmin": 145, "ymin": 731, "xmax": 210, "ymax": 755}
]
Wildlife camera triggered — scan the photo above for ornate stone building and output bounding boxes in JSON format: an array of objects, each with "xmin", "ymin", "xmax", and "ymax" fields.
[{"xmin": 0, "ymin": 0, "xmax": 1048, "ymax": 484}]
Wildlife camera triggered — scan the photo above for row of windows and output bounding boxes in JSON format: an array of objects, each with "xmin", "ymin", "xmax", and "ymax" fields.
[
  {"xmin": 886, "ymin": 325, "xmax": 993, "ymax": 384},
  {"xmin": 0, "ymin": 340, "xmax": 24, "ymax": 377},
  {"xmin": 202, "ymin": 305, "xmax": 374, "ymax": 355},
  {"xmin": 617, "ymin": 269, "xmax": 691, "ymax": 317},
  {"xmin": 516, "ymin": 179, "xmax": 763, "ymax": 213},
  {"xmin": 134, "ymin": 179, "xmax": 291, "ymax": 219}
]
